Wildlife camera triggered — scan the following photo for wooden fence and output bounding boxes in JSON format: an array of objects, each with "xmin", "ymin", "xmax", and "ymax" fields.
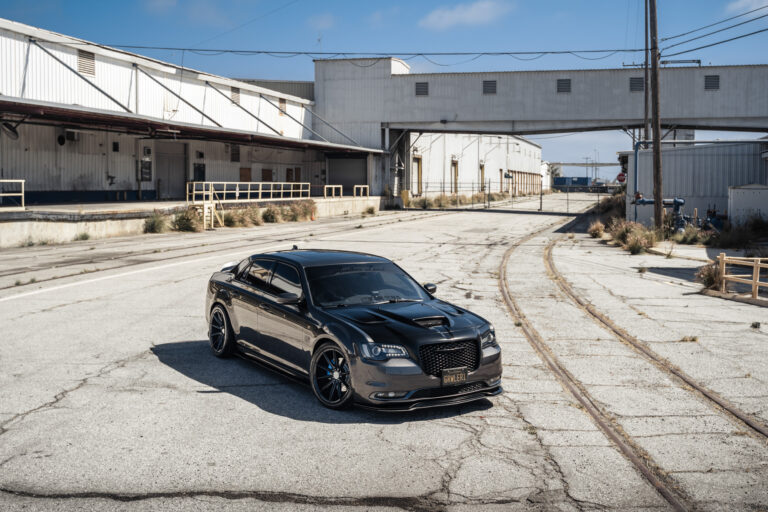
[{"xmin": 717, "ymin": 252, "xmax": 768, "ymax": 299}]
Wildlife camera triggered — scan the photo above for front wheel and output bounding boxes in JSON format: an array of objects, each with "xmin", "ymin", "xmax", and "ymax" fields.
[
  {"xmin": 208, "ymin": 305, "xmax": 234, "ymax": 357},
  {"xmin": 310, "ymin": 343, "xmax": 353, "ymax": 409}
]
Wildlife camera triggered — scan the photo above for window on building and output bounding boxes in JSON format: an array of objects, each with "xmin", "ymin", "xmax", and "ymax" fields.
[
  {"xmin": 629, "ymin": 77, "xmax": 644, "ymax": 92},
  {"xmin": 705, "ymin": 75, "xmax": 720, "ymax": 91},
  {"xmin": 279, "ymin": 98, "xmax": 287, "ymax": 115},
  {"xmin": 112, "ymin": 142, "xmax": 119, "ymax": 152},
  {"xmin": 482, "ymin": 80, "xmax": 497, "ymax": 95},
  {"xmin": 231, "ymin": 87, "xmax": 240, "ymax": 105},
  {"xmin": 556, "ymin": 79, "xmax": 571, "ymax": 93},
  {"xmin": 230, "ymin": 144, "xmax": 240, "ymax": 163},
  {"xmin": 77, "ymin": 50, "xmax": 95, "ymax": 75},
  {"xmin": 415, "ymin": 82, "xmax": 429, "ymax": 96}
]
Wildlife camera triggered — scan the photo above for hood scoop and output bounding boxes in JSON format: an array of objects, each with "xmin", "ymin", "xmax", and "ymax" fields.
[
  {"xmin": 413, "ymin": 316, "xmax": 449, "ymax": 328},
  {"xmin": 337, "ymin": 311, "xmax": 388, "ymax": 325}
]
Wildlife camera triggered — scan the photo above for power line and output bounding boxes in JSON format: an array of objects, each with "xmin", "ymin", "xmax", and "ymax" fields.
[
  {"xmin": 661, "ymin": 3, "xmax": 768, "ymax": 41},
  {"xmin": 662, "ymin": 25, "xmax": 768, "ymax": 57},
  {"xmin": 192, "ymin": 0, "xmax": 303, "ymax": 47},
  {"xmin": 662, "ymin": 12, "xmax": 768, "ymax": 51}
]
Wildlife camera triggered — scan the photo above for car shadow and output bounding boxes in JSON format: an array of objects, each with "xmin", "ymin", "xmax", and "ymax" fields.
[{"xmin": 151, "ymin": 340, "xmax": 494, "ymax": 425}]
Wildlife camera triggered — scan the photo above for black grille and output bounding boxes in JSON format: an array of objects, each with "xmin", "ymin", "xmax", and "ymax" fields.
[
  {"xmin": 556, "ymin": 78, "xmax": 571, "ymax": 93},
  {"xmin": 414, "ymin": 316, "xmax": 447, "ymax": 328},
  {"xmin": 411, "ymin": 382, "xmax": 484, "ymax": 399},
  {"xmin": 705, "ymin": 75, "xmax": 720, "ymax": 90},
  {"xmin": 419, "ymin": 340, "xmax": 479, "ymax": 377}
]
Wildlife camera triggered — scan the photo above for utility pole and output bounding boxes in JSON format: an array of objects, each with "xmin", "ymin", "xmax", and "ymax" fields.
[
  {"xmin": 649, "ymin": 0, "xmax": 663, "ymax": 230},
  {"xmin": 644, "ymin": 0, "xmax": 650, "ymax": 141}
]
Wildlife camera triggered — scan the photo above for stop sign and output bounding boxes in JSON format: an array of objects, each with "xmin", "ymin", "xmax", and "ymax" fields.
[{"xmin": 617, "ymin": 172, "xmax": 627, "ymax": 183}]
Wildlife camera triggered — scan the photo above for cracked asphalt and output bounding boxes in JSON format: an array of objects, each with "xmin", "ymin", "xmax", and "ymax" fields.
[{"xmin": 1, "ymin": 194, "xmax": 765, "ymax": 511}]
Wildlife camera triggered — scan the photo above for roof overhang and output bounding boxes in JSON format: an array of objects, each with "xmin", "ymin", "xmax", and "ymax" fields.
[{"xmin": 0, "ymin": 96, "xmax": 381, "ymax": 154}]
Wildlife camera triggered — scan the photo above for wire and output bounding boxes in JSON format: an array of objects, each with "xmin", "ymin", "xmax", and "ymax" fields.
[
  {"xmin": 192, "ymin": 0, "xmax": 303, "ymax": 47},
  {"xmin": 662, "ymin": 25, "xmax": 768, "ymax": 57},
  {"xmin": 661, "ymin": 3, "xmax": 768, "ymax": 41},
  {"xmin": 662, "ymin": 12, "xmax": 768, "ymax": 51}
]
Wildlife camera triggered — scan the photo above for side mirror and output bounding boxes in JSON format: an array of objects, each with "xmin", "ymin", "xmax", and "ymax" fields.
[
  {"xmin": 276, "ymin": 292, "xmax": 301, "ymax": 305},
  {"xmin": 220, "ymin": 261, "xmax": 238, "ymax": 273},
  {"xmin": 423, "ymin": 283, "xmax": 437, "ymax": 294}
]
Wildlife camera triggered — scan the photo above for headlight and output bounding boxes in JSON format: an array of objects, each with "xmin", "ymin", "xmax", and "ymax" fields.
[
  {"xmin": 481, "ymin": 328, "xmax": 497, "ymax": 348},
  {"xmin": 359, "ymin": 343, "xmax": 409, "ymax": 361}
]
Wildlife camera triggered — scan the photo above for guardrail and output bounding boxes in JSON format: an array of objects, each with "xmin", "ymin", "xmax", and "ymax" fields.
[
  {"xmin": 353, "ymin": 185, "xmax": 369, "ymax": 197},
  {"xmin": 0, "ymin": 179, "xmax": 25, "ymax": 211},
  {"xmin": 324, "ymin": 185, "xmax": 343, "ymax": 198},
  {"xmin": 717, "ymin": 253, "xmax": 768, "ymax": 299},
  {"xmin": 187, "ymin": 181, "xmax": 310, "ymax": 205}
]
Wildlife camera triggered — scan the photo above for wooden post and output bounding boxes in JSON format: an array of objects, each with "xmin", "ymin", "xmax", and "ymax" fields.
[
  {"xmin": 649, "ymin": 0, "xmax": 663, "ymax": 230},
  {"xmin": 753, "ymin": 259, "xmax": 760, "ymax": 299},
  {"xmin": 719, "ymin": 253, "xmax": 726, "ymax": 293}
]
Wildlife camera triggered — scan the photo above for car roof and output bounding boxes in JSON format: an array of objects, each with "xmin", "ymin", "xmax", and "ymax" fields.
[{"xmin": 252, "ymin": 249, "xmax": 391, "ymax": 267}]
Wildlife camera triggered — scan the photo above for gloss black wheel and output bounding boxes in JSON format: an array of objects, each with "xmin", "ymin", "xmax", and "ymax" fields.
[
  {"xmin": 209, "ymin": 305, "xmax": 233, "ymax": 357},
  {"xmin": 310, "ymin": 344, "xmax": 353, "ymax": 409}
]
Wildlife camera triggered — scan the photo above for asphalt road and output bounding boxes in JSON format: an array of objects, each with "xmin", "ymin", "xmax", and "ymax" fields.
[{"xmin": 2, "ymin": 193, "xmax": 764, "ymax": 511}]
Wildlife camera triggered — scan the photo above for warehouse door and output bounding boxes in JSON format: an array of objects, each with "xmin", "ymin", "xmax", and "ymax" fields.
[
  {"xmin": 328, "ymin": 157, "xmax": 366, "ymax": 196},
  {"xmin": 155, "ymin": 142, "xmax": 187, "ymax": 199}
]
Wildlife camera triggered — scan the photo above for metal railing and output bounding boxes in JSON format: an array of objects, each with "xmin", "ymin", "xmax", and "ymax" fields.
[
  {"xmin": 717, "ymin": 253, "xmax": 768, "ymax": 299},
  {"xmin": 353, "ymin": 185, "xmax": 369, "ymax": 197},
  {"xmin": 186, "ymin": 181, "xmax": 310, "ymax": 205},
  {"xmin": 324, "ymin": 185, "xmax": 343, "ymax": 198},
  {"xmin": 0, "ymin": 179, "xmax": 25, "ymax": 211}
]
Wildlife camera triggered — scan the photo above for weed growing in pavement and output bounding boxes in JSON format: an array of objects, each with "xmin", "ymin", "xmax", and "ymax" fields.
[
  {"xmin": 514, "ymin": 321, "xmax": 522, "ymax": 327},
  {"xmin": 680, "ymin": 335, "xmax": 699, "ymax": 342},
  {"xmin": 588, "ymin": 221, "xmax": 605, "ymax": 238},
  {"xmin": 665, "ymin": 245, "xmax": 674, "ymax": 259},
  {"xmin": 74, "ymin": 232, "xmax": 90, "ymax": 241},
  {"xmin": 364, "ymin": 206, "xmax": 376, "ymax": 216},
  {"xmin": 567, "ymin": 233, "xmax": 575, "ymax": 239},
  {"xmin": 752, "ymin": 322, "xmax": 761, "ymax": 330},
  {"xmin": 144, "ymin": 212, "xmax": 166, "ymax": 233},
  {"xmin": 694, "ymin": 262, "xmax": 723, "ymax": 290},
  {"xmin": 355, "ymin": 224, "xmax": 363, "ymax": 229},
  {"xmin": 14, "ymin": 280, "xmax": 21, "ymax": 286},
  {"xmin": 637, "ymin": 266, "xmax": 648, "ymax": 273},
  {"xmin": 29, "ymin": 277, "xmax": 36, "ymax": 284},
  {"xmin": 171, "ymin": 209, "xmax": 200, "ymax": 232},
  {"xmin": 261, "ymin": 205, "xmax": 281, "ymax": 223}
]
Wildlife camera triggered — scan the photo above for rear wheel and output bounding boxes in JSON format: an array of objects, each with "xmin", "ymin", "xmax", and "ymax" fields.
[
  {"xmin": 310, "ymin": 343, "xmax": 353, "ymax": 409},
  {"xmin": 208, "ymin": 305, "xmax": 234, "ymax": 357}
]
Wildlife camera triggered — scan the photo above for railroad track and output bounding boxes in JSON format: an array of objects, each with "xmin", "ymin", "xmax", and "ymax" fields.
[
  {"xmin": 544, "ymin": 233, "xmax": 768, "ymax": 440},
  {"xmin": 498, "ymin": 215, "xmax": 690, "ymax": 512}
]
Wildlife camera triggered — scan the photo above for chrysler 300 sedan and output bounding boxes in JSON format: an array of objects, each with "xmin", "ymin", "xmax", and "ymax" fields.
[{"xmin": 205, "ymin": 249, "xmax": 502, "ymax": 410}]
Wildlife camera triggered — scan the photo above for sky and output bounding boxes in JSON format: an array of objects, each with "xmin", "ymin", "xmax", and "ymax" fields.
[{"xmin": 1, "ymin": 0, "xmax": 766, "ymax": 179}]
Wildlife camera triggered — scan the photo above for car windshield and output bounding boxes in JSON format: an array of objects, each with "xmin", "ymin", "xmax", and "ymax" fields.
[{"xmin": 305, "ymin": 262, "xmax": 429, "ymax": 308}]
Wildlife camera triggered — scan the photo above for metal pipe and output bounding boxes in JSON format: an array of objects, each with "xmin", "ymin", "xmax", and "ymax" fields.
[
  {"xmin": 259, "ymin": 94, "xmax": 329, "ymax": 142},
  {"xmin": 302, "ymin": 104, "xmax": 360, "ymax": 146},
  {"xmin": 31, "ymin": 39, "xmax": 131, "ymax": 113},
  {"xmin": 205, "ymin": 81, "xmax": 281, "ymax": 136},
  {"xmin": 135, "ymin": 65, "xmax": 221, "ymax": 127}
]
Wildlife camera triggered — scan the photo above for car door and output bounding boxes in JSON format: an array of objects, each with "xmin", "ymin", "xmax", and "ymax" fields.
[
  {"xmin": 257, "ymin": 261, "xmax": 312, "ymax": 374},
  {"xmin": 231, "ymin": 258, "xmax": 274, "ymax": 356}
]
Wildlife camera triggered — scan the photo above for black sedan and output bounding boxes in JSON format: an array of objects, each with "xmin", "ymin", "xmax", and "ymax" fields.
[{"xmin": 205, "ymin": 249, "xmax": 502, "ymax": 411}]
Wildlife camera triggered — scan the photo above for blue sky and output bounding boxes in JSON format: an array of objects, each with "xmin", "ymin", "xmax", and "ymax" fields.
[{"xmin": 2, "ymin": 0, "xmax": 766, "ymax": 178}]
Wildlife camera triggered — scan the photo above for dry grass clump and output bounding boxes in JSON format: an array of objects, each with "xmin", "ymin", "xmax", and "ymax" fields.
[
  {"xmin": 588, "ymin": 221, "xmax": 605, "ymax": 238},
  {"xmin": 144, "ymin": 212, "xmax": 166, "ymax": 233},
  {"xmin": 608, "ymin": 218, "xmax": 656, "ymax": 254},
  {"xmin": 597, "ymin": 193, "xmax": 625, "ymax": 218},
  {"xmin": 411, "ymin": 196, "xmax": 434, "ymax": 209},
  {"xmin": 281, "ymin": 200, "xmax": 316, "ymax": 222},
  {"xmin": 695, "ymin": 262, "xmax": 723, "ymax": 290},
  {"xmin": 261, "ymin": 205, "xmax": 281, "ymax": 223},
  {"xmin": 171, "ymin": 209, "xmax": 200, "ymax": 232},
  {"xmin": 670, "ymin": 224, "xmax": 714, "ymax": 245}
]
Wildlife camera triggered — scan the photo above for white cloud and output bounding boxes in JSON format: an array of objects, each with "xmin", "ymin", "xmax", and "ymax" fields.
[
  {"xmin": 419, "ymin": 1, "xmax": 513, "ymax": 31},
  {"xmin": 369, "ymin": 7, "xmax": 400, "ymax": 26},
  {"xmin": 726, "ymin": 0, "xmax": 768, "ymax": 12},
  {"xmin": 308, "ymin": 13, "xmax": 335, "ymax": 31}
]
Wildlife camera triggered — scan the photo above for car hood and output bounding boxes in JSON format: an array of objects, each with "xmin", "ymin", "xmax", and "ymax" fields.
[{"xmin": 326, "ymin": 300, "xmax": 487, "ymax": 347}]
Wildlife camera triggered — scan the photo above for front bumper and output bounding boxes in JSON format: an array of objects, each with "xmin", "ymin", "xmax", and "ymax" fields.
[{"xmin": 351, "ymin": 343, "xmax": 502, "ymax": 411}]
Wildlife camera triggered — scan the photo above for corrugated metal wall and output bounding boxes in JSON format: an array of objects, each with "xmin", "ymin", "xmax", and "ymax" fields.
[{"xmin": 626, "ymin": 142, "xmax": 768, "ymax": 224}]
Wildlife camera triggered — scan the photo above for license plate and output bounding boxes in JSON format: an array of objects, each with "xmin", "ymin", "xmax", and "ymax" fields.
[{"xmin": 442, "ymin": 367, "xmax": 468, "ymax": 386}]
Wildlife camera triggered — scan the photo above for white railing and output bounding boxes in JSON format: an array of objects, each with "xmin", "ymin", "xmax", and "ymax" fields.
[
  {"xmin": 186, "ymin": 181, "xmax": 310, "ymax": 205},
  {"xmin": 324, "ymin": 185, "xmax": 343, "ymax": 198},
  {"xmin": 353, "ymin": 185, "xmax": 370, "ymax": 197},
  {"xmin": 717, "ymin": 253, "xmax": 768, "ymax": 299},
  {"xmin": 0, "ymin": 179, "xmax": 25, "ymax": 211}
]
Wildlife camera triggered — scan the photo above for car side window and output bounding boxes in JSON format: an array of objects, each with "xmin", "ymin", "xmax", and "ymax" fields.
[
  {"xmin": 271, "ymin": 262, "xmax": 303, "ymax": 297},
  {"xmin": 242, "ymin": 259, "xmax": 275, "ymax": 293}
]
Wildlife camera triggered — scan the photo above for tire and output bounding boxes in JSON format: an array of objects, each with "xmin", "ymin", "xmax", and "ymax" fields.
[
  {"xmin": 208, "ymin": 304, "xmax": 234, "ymax": 358},
  {"xmin": 310, "ymin": 343, "xmax": 354, "ymax": 409}
]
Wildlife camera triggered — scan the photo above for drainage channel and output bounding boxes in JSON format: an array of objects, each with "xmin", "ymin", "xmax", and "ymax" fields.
[{"xmin": 498, "ymin": 216, "xmax": 690, "ymax": 512}]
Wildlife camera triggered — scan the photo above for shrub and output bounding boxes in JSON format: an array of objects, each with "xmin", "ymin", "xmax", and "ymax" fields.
[
  {"xmin": 412, "ymin": 197, "xmax": 433, "ymax": 209},
  {"xmin": 222, "ymin": 212, "xmax": 237, "ymax": 227},
  {"xmin": 695, "ymin": 262, "xmax": 723, "ymax": 290},
  {"xmin": 433, "ymin": 195, "xmax": 449, "ymax": 208},
  {"xmin": 671, "ymin": 224, "xmax": 702, "ymax": 245},
  {"xmin": 623, "ymin": 226, "xmax": 655, "ymax": 254},
  {"xmin": 246, "ymin": 207, "xmax": 263, "ymax": 226},
  {"xmin": 144, "ymin": 212, "xmax": 166, "ymax": 233},
  {"xmin": 262, "ymin": 205, "xmax": 281, "ymax": 223},
  {"xmin": 171, "ymin": 209, "xmax": 200, "ymax": 232},
  {"xmin": 588, "ymin": 221, "xmax": 605, "ymax": 238},
  {"xmin": 74, "ymin": 232, "xmax": 90, "ymax": 241},
  {"xmin": 364, "ymin": 206, "xmax": 376, "ymax": 216},
  {"xmin": 298, "ymin": 200, "xmax": 316, "ymax": 220},
  {"xmin": 597, "ymin": 193, "xmax": 625, "ymax": 217}
]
